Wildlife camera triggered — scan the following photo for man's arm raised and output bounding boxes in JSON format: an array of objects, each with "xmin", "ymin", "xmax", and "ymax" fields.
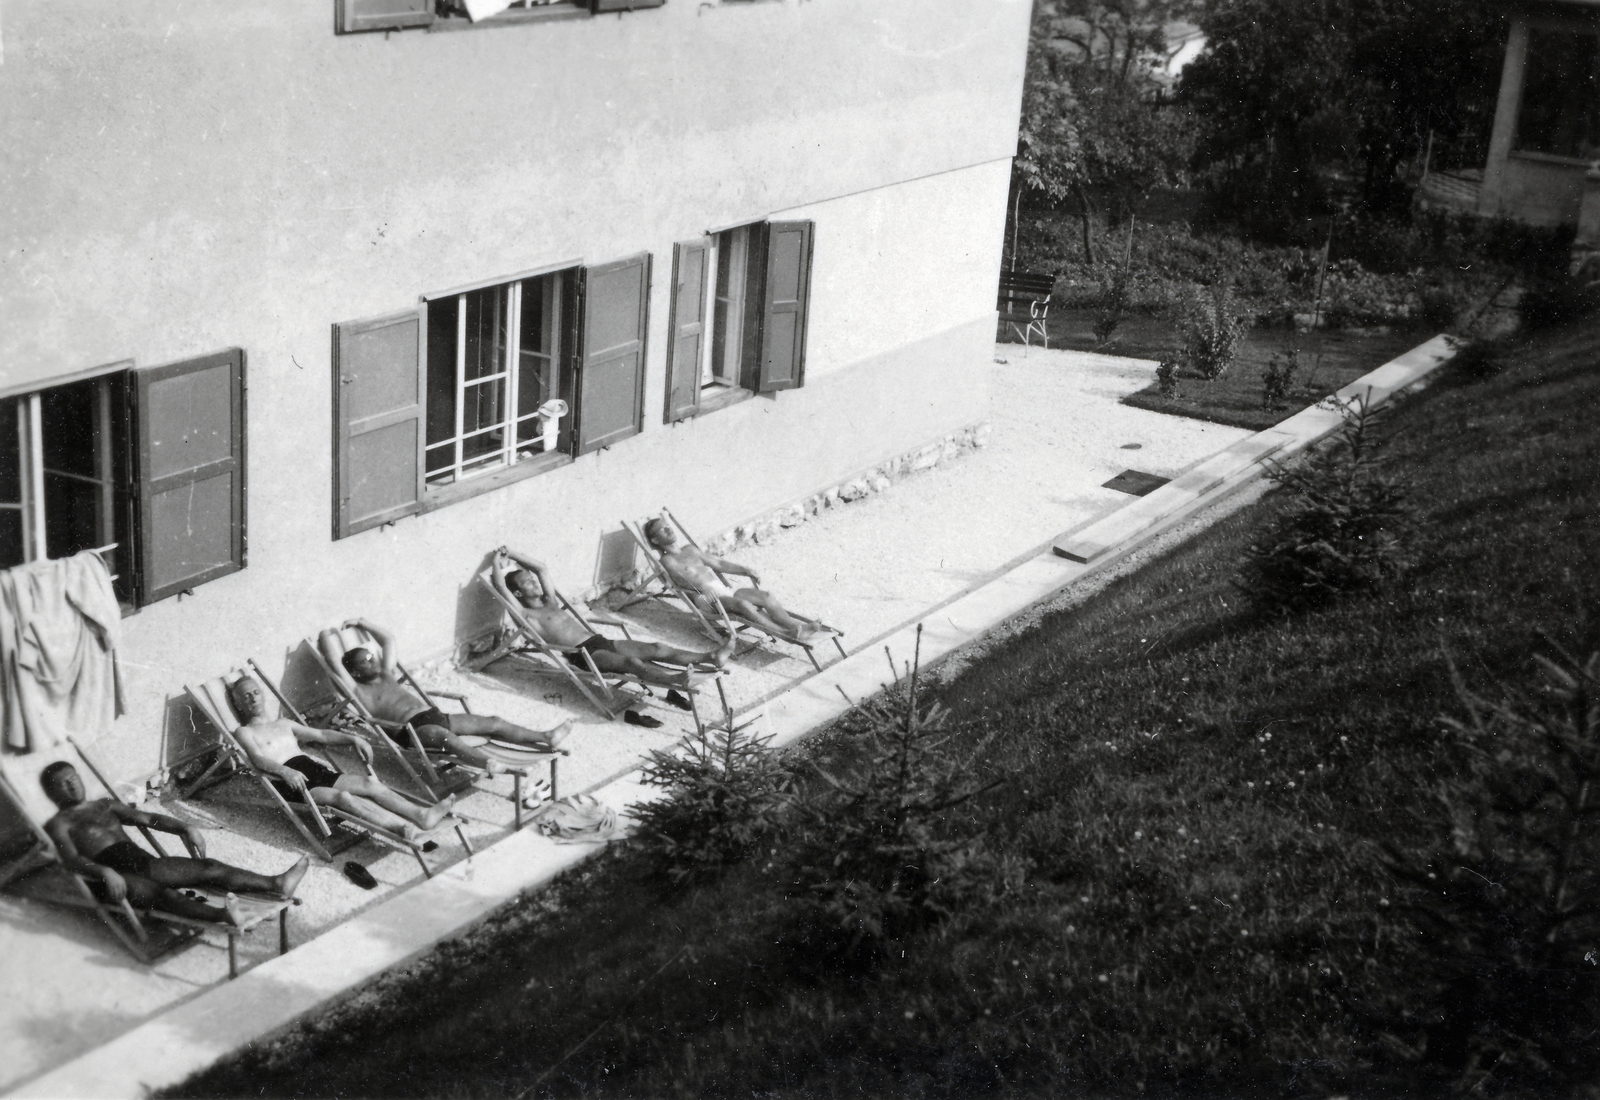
[
  {"xmin": 318, "ymin": 628, "xmax": 357, "ymax": 691},
  {"xmin": 345, "ymin": 617, "xmax": 400, "ymax": 679}
]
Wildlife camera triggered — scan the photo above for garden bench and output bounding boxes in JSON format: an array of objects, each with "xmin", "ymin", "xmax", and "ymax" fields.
[{"xmin": 997, "ymin": 270, "xmax": 1058, "ymax": 348}]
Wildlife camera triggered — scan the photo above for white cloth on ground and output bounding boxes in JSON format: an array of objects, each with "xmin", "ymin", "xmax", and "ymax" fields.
[{"xmin": 0, "ymin": 552, "xmax": 125, "ymax": 755}]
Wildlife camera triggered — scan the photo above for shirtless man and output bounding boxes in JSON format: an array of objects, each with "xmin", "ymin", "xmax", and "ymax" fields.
[
  {"xmin": 319, "ymin": 618, "xmax": 573, "ymax": 772},
  {"xmin": 492, "ymin": 547, "xmax": 732, "ymax": 691},
  {"xmin": 40, "ymin": 761, "xmax": 306, "ymax": 926},
  {"xmin": 643, "ymin": 517, "xmax": 834, "ymax": 644},
  {"xmin": 227, "ymin": 675, "xmax": 453, "ymax": 839}
]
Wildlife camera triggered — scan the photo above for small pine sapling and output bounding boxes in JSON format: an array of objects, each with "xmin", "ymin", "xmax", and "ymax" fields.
[
  {"xmin": 1381, "ymin": 635, "xmax": 1600, "ymax": 1091},
  {"xmin": 1239, "ymin": 394, "xmax": 1412, "ymax": 613},
  {"xmin": 1178, "ymin": 281, "xmax": 1245, "ymax": 381},
  {"xmin": 633, "ymin": 717, "xmax": 791, "ymax": 886},
  {"xmin": 788, "ymin": 628, "xmax": 1003, "ymax": 954}
]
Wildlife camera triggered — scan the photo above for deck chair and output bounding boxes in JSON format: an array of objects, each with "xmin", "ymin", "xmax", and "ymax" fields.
[
  {"xmin": 470, "ymin": 566, "xmax": 732, "ymax": 732},
  {"xmin": 307, "ymin": 626, "xmax": 561, "ymax": 827},
  {"xmin": 621, "ymin": 508, "xmax": 847, "ymax": 673},
  {"xmin": 0, "ymin": 740, "xmax": 294, "ymax": 979},
  {"xmin": 997, "ymin": 270, "xmax": 1057, "ymax": 349},
  {"xmin": 180, "ymin": 665, "xmax": 471, "ymax": 877}
]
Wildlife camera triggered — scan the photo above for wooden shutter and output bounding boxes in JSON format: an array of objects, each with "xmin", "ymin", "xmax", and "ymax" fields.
[
  {"xmin": 134, "ymin": 349, "xmax": 245, "ymax": 605},
  {"xmin": 757, "ymin": 220, "xmax": 814, "ymax": 393},
  {"xmin": 664, "ymin": 240, "xmax": 709, "ymax": 424},
  {"xmin": 333, "ymin": 310, "xmax": 426, "ymax": 539},
  {"xmin": 575, "ymin": 253, "xmax": 650, "ymax": 455},
  {"xmin": 337, "ymin": 0, "xmax": 434, "ymax": 33}
]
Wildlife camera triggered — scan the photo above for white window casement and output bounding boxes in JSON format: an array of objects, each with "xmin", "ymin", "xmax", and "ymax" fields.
[
  {"xmin": 664, "ymin": 220, "xmax": 815, "ymax": 424},
  {"xmin": 332, "ymin": 254, "xmax": 651, "ymax": 539},
  {"xmin": 423, "ymin": 272, "xmax": 570, "ymax": 488},
  {"xmin": 0, "ymin": 352, "xmax": 247, "ymax": 607}
]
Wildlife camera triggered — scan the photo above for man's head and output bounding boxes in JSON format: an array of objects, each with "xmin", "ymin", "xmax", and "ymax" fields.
[
  {"xmin": 643, "ymin": 517, "xmax": 677, "ymax": 551},
  {"xmin": 227, "ymin": 675, "xmax": 269, "ymax": 722},
  {"xmin": 505, "ymin": 568, "xmax": 543, "ymax": 605},
  {"xmin": 342, "ymin": 646, "xmax": 382, "ymax": 683},
  {"xmin": 41, "ymin": 761, "xmax": 85, "ymax": 808}
]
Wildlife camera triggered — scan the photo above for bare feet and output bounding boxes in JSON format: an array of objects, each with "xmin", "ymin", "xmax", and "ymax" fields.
[
  {"xmin": 543, "ymin": 718, "xmax": 576, "ymax": 749},
  {"xmin": 223, "ymin": 893, "xmax": 249, "ymax": 928},
  {"xmin": 483, "ymin": 758, "xmax": 505, "ymax": 776},
  {"xmin": 401, "ymin": 823, "xmax": 421, "ymax": 842},
  {"xmin": 419, "ymin": 802, "xmax": 451, "ymax": 831},
  {"xmin": 681, "ymin": 669, "xmax": 717, "ymax": 689},
  {"xmin": 274, "ymin": 855, "xmax": 310, "ymax": 900},
  {"xmin": 711, "ymin": 633, "xmax": 737, "ymax": 669}
]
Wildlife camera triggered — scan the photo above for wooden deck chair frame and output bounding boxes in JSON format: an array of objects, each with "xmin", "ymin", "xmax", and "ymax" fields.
[
  {"xmin": 183, "ymin": 670, "xmax": 470, "ymax": 876},
  {"xmin": 310, "ymin": 628, "xmax": 558, "ymax": 829},
  {"xmin": 473, "ymin": 567, "xmax": 732, "ymax": 733},
  {"xmin": 621, "ymin": 509, "xmax": 847, "ymax": 673},
  {"xmin": 0, "ymin": 747, "xmax": 293, "ymax": 979}
]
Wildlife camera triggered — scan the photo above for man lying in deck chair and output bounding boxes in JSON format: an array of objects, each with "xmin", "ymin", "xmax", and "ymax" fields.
[
  {"xmin": 227, "ymin": 675, "xmax": 454, "ymax": 840},
  {"xmin": 642, "ymin": 517, "xmax": 836, "ymax": 644},
  {"xmin": 320, "ymin": 618, "xmax": 573, "ymax": 772},
  {"xmin": 493, "ymin": 547, "xmax": 733, "ymax": 691},
  {"xmin": 41, "ymin": 761, "xmax": 306, "ymax": 926}
]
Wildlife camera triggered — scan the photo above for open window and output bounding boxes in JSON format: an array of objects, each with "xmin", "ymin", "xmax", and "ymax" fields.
[
  {"xmin": 333, "ymin": 254, "xmax": 650, "ymax": 537},
  {"xmin": 0, "ymin": 350, "xmax": 247, "ymax": 607},
  {"xmin": 664, "ymin": 220, "xmax": 814, "ymax": 423}
]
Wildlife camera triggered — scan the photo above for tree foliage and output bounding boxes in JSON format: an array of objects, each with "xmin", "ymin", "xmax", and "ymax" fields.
[
  {"xmin": 1180, "ymin": 0, "xmax": 1506, "ymax": 221},
  {"xmin": 1014, "ymin": 0, "xmax": 1197, "ymax": 260}
]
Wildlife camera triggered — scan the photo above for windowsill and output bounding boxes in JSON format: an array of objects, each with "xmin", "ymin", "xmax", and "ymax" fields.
[
  {"xmin": 694, "ymin": 385, "xmax": 755, "ymax": 417},
  {"xmin": 421, "ymin": 448, "xmax": 573, "ymax": 512},
  {"xmin": 1509, "ymin": 148, "xmax": 1597, "ymax": 167},
  {"xmin": 430, "ymin": 3, "xmax": 590, "ymax": 31}
]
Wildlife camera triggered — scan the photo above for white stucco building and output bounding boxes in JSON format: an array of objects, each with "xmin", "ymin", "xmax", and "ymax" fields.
[{"xmin": 0, "ymin": 1, "xmax": 1032, "ymax": 797}]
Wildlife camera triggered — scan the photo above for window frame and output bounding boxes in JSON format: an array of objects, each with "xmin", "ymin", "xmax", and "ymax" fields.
[{"xmin": 0, "ymin": 351, "xmax": 247, "ymax": 609}]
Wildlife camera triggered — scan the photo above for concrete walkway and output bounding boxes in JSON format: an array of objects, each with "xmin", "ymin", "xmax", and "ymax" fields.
[{"xmin": 4, "ymin": 338, "xmax": 1454, "ymax": 1098}]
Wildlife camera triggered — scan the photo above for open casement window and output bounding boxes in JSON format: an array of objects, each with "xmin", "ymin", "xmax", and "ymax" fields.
[
  {"xmin": 664, "ymin": 240, "xmax": 711, "ymax": 424},
  {"xmin": 0, "ymin": 366, "xmax": 135, "ymax": 603},
  {"xmin": 0, "ymin": 351, "xmax": 246, "ymax": 608},
  {"xmin": 134, "ymin": 350, "xmax": 247, "ymax": 604},
  {"xmin": 422, "ymin": 268, "xmax": 576, "ymax": 488},
  {"xmin": 333, "ymin": 312, "xmax": 426, "ymax": 539},
  {"xmin": 337, "ymin": 0, "xmax": 434, "ymax": 33},
  {"xmin": 575, "ymin": 253, "xmax": 651, "ymax": 454},
  {"xmin": 758, "ymin": 220, "xmax": 814, "ymax": 392}
]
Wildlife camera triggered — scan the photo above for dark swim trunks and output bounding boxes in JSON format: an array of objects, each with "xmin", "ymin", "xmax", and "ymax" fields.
[
  {"xmin": 383, "ymin": 708, "xmax": 451, "ymax": 747},
  {"xmin": 565, "ymin": 633, "xmax": 618, "ymax": 669},
  {"xmin": 86, "ymin": 840, "xmax": 155, "ymax": 900},
  {"xmin": 92, "ymin": 840, "xmax": 154, "ymax": 877},
  {"xmin": 268, "ymin": 754, "xmax": 342, "ymax": 801}
]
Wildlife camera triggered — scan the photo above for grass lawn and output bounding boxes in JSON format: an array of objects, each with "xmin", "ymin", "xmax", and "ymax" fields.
[
  {"xmin": 169, "ymin": 319, "xmax": 1600, "ymax": 1099},
  {"xmin": 1009, "ymin": 309, "xmax": 1436, "ymax": 432}
]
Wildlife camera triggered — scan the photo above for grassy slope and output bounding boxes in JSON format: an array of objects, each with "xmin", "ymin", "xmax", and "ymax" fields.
[{"xmin": 170, "ymin": 321, "xmax": 1600, "ymax": 1099}]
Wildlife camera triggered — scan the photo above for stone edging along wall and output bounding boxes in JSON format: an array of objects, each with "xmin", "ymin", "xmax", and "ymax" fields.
[{"xmin": 697, "ymin": 421, "xmax": 991, "ymax": 557}]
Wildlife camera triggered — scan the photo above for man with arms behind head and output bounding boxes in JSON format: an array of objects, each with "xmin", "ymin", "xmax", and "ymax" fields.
[
  {"xmin": 320, "ymin": 619, "xmax": 573, "ymax": 773},
  {"xmin": 493, "ymin": 547, "xmax": 732, "ymax": 690},
  {"xmin": 41, "ymin": 761, "xmax": 306, "ymax": 926},
  {"xmin": 643, "ymin": 517, "xmax": 834, "ymax": 644}
]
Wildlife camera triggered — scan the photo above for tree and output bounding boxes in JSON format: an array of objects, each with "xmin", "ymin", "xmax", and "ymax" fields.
[
  {"xmin": 1013, "ymin": 0, "xmax": 1196, "ymax": 263},
  {"xmin": 1180, "ymin": 0, "xmax": 1506, "ymax": 222}
]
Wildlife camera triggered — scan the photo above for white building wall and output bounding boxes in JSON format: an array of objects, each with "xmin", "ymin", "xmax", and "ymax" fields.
[{"xmin": 0, "ymin": 1, "xmax": 1030, "ymax": 784}]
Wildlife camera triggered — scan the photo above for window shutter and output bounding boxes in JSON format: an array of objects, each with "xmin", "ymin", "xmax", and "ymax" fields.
[
  {"xmin": 333, "ymin": 310, "xmax": 426, "ymax": 539},
  {"xmin": 575, "ymin": 253, "xmax": 650, "ymax": 455},
  {"xmin": 664, "ymin": 240, "xmax": 709, "ymax": 424},
  {"xmin": 757, "ymin": 220, "xmax": 814, "ymax": 393},
  {"xmin": 134, "ymin": 349, "xmax": 246, "ymax": 605},
  {"xmin": 337, "ymin": 0, "xmax": 434, "ymax": 33}
]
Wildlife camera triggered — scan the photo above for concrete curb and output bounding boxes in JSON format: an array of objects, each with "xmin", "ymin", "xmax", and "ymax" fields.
[{"xmin": 10, "ymin": 335, "xmax": 1457, "ymax": 1100}]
